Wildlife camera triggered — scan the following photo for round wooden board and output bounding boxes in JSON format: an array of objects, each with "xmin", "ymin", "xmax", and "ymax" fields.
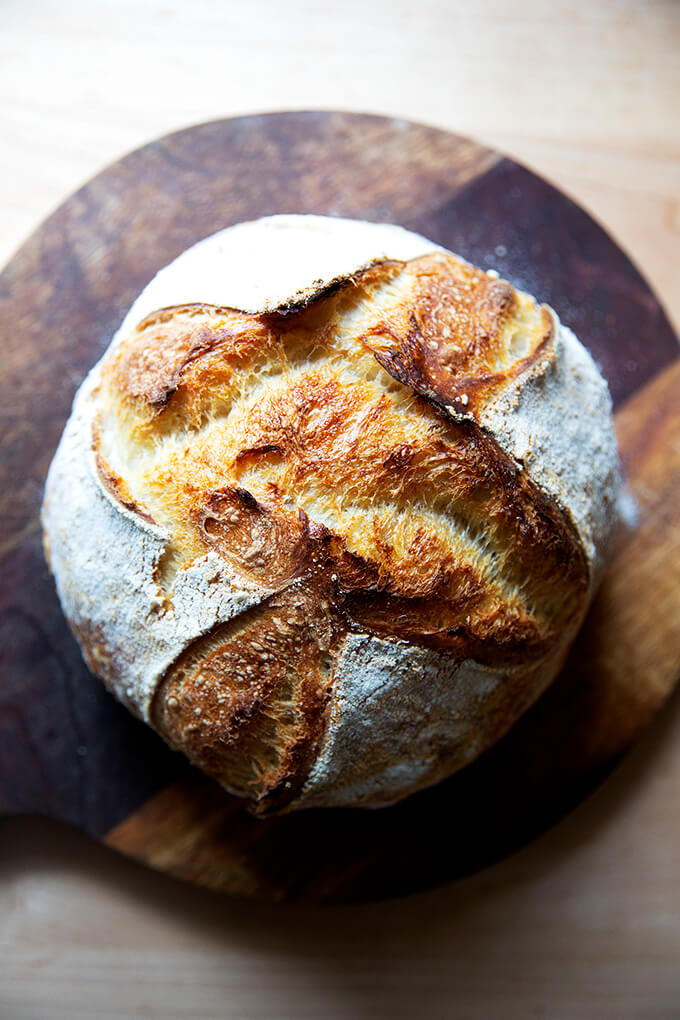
[{"xmin": 1, "ymin": 111, "xmax": 679, "ymax": 903}]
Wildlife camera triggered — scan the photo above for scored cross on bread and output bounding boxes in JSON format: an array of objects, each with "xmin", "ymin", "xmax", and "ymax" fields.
[{"xmin": 43, "ymin": 217, "xmax": 618, "ymax": 813}]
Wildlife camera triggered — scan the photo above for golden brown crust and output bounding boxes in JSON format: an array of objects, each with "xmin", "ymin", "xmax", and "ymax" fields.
[
  {"xmin": 357, "ymin": 255, "xmax": 554, "ymax": 417},
  {"xmin": 109, "ymin": 304, "xmax": 263, "ymax": 408},
  {"xmin": 152, "ymin": 581, "xmax": 340, "ymax": 813},
  {"xmin": 93, "ymin": 252, "xmax": 589, "ymax": 810},
  {"xmin": 92, "ymin": 419, "xmax": 157, "ymax": 525}
]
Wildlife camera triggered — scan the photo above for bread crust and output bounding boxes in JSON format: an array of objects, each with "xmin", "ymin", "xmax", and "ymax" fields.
[{"xmin": 42, "ymin": 215, "xmax": 619, "ymax": 812}]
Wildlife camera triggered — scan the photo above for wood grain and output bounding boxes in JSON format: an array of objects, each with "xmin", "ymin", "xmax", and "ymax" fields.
[
  {"xmin": 3, "ymin": 1, "xmax": 679, "ymax": 337},
  {"xmin": 0, "ymin": 111, "xmax": 678, "ymax": 906}
]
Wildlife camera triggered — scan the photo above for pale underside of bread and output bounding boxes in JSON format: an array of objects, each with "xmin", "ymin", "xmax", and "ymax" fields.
[{"xmin": 42, "ymin": 216, "xmax": 619, "ymax": 813}]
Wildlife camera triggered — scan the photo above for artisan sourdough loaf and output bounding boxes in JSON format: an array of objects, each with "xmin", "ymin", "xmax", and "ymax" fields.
[{"xmin": 42, "ymin": 215, "xmax": 619, "ymax": 813}]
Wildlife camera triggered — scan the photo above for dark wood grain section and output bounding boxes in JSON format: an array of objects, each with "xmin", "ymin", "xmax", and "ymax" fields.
[
  {"xmin": 0, "ymin": 542, "xmax": 184, "ymax": 824},
  {"xmin": 0, "ymin": 112, "xmax": 678, "ymax": 901}
]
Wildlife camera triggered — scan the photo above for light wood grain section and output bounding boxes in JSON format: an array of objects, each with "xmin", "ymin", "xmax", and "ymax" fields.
[{"xmin": 2, "ymin": 0, "xmax": 679, "ymax": 331}]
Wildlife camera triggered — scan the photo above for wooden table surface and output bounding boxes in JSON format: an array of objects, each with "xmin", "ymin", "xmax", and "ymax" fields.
[{"xmin": 2, "ymin": 1, "xmax": 679, "ymax": 1017}]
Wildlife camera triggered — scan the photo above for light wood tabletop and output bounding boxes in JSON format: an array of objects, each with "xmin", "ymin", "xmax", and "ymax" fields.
[{"xmin": 2, "ymin": 1, "xmax": 679, "ymax": 1018}]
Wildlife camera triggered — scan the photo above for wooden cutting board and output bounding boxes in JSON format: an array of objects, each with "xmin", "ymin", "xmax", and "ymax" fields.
[{"xmin": 1, "ymin": 111, "xmax": 678, "ymax": 904}]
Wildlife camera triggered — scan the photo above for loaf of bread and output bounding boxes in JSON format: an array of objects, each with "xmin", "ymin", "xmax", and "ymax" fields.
[{"xmin": 42, "ymin": 215, "xmax": 619, "ymax": 814}]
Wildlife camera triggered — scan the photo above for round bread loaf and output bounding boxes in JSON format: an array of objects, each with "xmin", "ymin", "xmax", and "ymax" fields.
[{"xmin": 42, "ymin": 215, "xmax": 619, "ymax": 814}]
